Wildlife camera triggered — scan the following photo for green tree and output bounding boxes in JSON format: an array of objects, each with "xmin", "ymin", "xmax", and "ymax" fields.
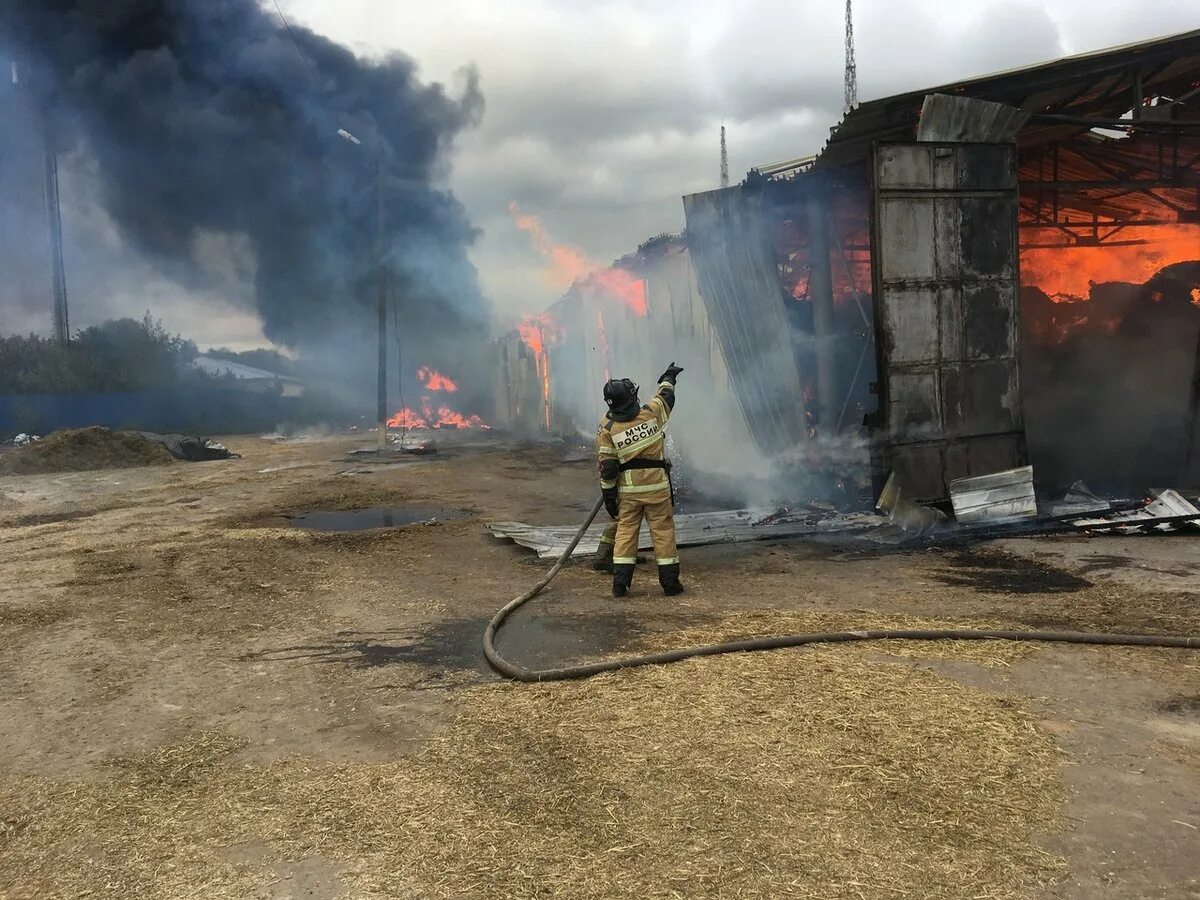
[{"xmin": 0, "ymin": 314, "xmax": 209, "ymax": 394}]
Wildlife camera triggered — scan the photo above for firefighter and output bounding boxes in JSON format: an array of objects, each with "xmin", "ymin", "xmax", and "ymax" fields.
[{"xmin": 595, "ymin": 362, "xmax": 685, "ymax": 597}]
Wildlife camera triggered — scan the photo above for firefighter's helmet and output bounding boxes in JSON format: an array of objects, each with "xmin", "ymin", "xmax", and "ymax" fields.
[{"xmin": 603, "ymin": 378, "xmax": 639, "ymax": 413}]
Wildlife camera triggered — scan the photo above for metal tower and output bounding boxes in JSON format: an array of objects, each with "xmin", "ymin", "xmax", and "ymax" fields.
[
  {"xmin": 844, "ymin": 0, "xmax": 858, "ymax": 112},
  {"xmin": 719, "ymin": 125, "xmax": 729, "ymax": 188}
]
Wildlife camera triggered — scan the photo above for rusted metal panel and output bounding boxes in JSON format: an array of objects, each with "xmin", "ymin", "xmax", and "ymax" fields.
[
  {"xmin": 916, "ymin": 95, "xmax": 1029, "ymax": 143},
  {"xmin": 871, "ymin": 142, "xmax": 1026, "ymax": 502}
]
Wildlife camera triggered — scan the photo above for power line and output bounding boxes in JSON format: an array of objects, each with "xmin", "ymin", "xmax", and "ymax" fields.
[{"xmin": 270, "ymin": 0, "xmax": 321, "ymax": 91}]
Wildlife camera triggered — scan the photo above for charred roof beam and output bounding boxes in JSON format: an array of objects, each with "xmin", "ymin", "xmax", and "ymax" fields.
[
  {"xmin": 1062, "ymin": 142, "xmax": 1195, "ymax": 215},
  {"xmin": 1020, "ymin": 178, "xmax": 1200, "ymax": 189},
  {"xmin": 1026, "ymin": 113, "xmax": 1200, "ymax": 130}
]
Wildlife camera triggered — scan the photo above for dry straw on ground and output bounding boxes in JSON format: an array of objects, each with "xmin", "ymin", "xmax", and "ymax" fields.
[
  {"xmin": 0, "ymin": 613, "xmax": 1066, "ymax": 899},
  {"xmin": 0, "ymin": 427, "xmax": 173, "ymax": 475}
]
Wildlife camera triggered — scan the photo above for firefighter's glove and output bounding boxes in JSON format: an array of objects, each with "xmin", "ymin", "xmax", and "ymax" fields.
[
  {"xmin": 658, "ymin": 361, "xmax": 684, "ymax": 385},
  {"xmin": 603, "ymin": 488, "xmax": 620, "ymax": 520}
]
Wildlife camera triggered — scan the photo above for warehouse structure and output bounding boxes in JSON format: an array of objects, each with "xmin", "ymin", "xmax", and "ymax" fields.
[{"xmin": 497, "ymin": 30, "xmax": 1200, "ymax": 502}]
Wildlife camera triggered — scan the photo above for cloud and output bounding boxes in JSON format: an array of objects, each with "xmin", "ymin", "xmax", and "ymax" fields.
[{"xmin": 405, "ymin": 0, "xmax": 1187, "ymax": 325}]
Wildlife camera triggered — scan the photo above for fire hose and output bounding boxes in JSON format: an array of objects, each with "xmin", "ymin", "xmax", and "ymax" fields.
[{"xmin": 482, "ymin": 496, "xmax": 1200, "ymax": 682}]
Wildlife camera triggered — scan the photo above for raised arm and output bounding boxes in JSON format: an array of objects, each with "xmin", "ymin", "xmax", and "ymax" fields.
[{"xmin": 648, "ymin": 361, "xmax": 683, "ymax": 425}]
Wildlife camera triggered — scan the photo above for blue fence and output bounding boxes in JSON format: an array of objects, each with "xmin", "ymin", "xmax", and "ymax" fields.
[{"xmin": 0, "ymin": 388, "xmax": 308, "ymax": 436}]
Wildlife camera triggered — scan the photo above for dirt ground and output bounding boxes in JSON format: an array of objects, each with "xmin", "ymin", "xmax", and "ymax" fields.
[{"xmin": 1, "ymin": 433, "xmax": 1198, "ymax": 899}]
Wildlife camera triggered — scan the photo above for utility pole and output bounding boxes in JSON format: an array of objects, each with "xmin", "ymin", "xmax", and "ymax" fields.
[
  {"xmin": 339, "ymin": 127, "xmax": 389, "ymax": 451},
  {"xmin": 719, "ymin": 125, "xmax": 729, "ymax": 188},
  {"xmin": 16, "ymin": 58, "xmax": 70, "ymax": 345},
  {"xmin": 844, "ymin": 0, "xmax": 858, "ymax": 113},
  {"xmin": 376, "ymin": 155, "xmax": 388, "ymax": 450},
  {"xmin": 44, "ymin": 138, "xmax": 69, "ymax": 345}
]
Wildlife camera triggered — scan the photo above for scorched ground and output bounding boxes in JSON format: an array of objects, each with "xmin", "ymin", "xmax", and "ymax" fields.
[{"xmin": 1, "ymin": 433, "xmax": 1198, "ymax": 899}]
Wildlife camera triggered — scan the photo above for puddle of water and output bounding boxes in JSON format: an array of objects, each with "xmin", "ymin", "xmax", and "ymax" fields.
[
  {"xmin": 244, "ymin": 610, "xmax": 650, "ymax": 679},
  {"xmin": 288, "ymin": 506, "xmax": 466, "ymax": 532}
]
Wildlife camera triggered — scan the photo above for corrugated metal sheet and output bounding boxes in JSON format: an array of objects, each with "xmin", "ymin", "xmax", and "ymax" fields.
[
  {"xmin": 682, "ymin": 187, "xmax": 810, "ymax": 455},
  {"xmin": 1072, "ymin": 489, "xmax": 1200, "ymax": 533},
  {"xmin": 487, "ymin": 508, "xmax": 885, "ymax": 558},
  {"xmin": 916, "ymin": 95, "xmax": 1029, "ymax": 143},
  {"xmin": 812, "ymin": 29, "xmax": 1200, "ymax": 170},
  {"xmin": 949, "ymin": 466, "xmax": 1036, "ymax": 524},
  {"xmin": 750, "ymin": 155, "xmax": 817, "ymax": 180}
]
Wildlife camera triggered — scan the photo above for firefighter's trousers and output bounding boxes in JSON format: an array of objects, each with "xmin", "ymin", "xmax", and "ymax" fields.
[
  {"xmin": 613, "ymin": 493, "xmax": 678, "ymax": 569},
  {"xmin": 599, "ymin": 522, "xmax": 617, "ymax": 552}
]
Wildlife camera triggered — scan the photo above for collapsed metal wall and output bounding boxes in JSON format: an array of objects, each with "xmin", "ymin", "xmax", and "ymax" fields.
[{"xmin": 682, "ymin": 188, "xmax": 811, "ymax": 456}]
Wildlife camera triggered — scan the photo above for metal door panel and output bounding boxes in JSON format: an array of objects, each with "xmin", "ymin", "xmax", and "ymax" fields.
[{"xmin": 871, "ymin": 141, "xmax": 1025, "ymax": 502}]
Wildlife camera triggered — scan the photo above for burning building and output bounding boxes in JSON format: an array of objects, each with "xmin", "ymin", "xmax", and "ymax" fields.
[
  {"xmin": 754, "ymin": 28, "xmax": 1200, "ymax": 501},
  {"xmin": 494, "ymin": 234, "xmax": 769, "ymax": 495},
  {"xmin": 498, "ymin": 29, "xmax": 1200, "ymax": 504}
]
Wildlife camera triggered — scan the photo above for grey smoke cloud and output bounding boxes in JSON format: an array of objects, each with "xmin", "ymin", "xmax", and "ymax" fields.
[
  {"xmin": 283, "ymin": 0, "xmax": 1190, "ymax": 331},
  {"xmin": 0, "ymin": 0, "xmax": 489, "ymax": 385},
  {"xmin": 4, "ymin": 0, "xmax": 1196, "ymax": 355}
]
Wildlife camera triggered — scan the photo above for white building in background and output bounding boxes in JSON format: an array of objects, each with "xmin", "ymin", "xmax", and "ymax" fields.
[{"xmin": 192, "ymin": 355, "xmax": 306, "ymax": 397}]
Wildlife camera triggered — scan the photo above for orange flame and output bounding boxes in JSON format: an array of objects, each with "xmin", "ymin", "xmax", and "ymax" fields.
[
  {"xmin": 508, "ymin": 203, "xmax": 592, "ymax": 286},
  {"xmin": 1020, "ymin": 229, "xmax": 1200, "ymax": 298},
  {"xmin": 509, "ymin": 202, "xmax": 647, "ymax": 316},
  {"xmin": 417, "ymin": 366, "xmax": 458, "ymax": 392},
  {"xmin": 516, "ymin": 314, "xmax": 549, "ymax": 354},
  {"xmin": 515, "ymin": 313, "xmax": 554, "ymax": 429},
  {"xmin": 433, "ymin": 407, "xmax": 489, "ymax": 429},
  {"xmin": 387, "ymin": 378, "xmax": 488, "ymax": 429},
  {"xmin": 585, "ymin": 267, "xmax": 648, "ymax": 316},
  {"xmin": 386, "ymin": 405, "xmax": 489, "ymax": 430},
  {"xmin": 387, "ymin": 408, "xmax": 429, "ymax": 429}
]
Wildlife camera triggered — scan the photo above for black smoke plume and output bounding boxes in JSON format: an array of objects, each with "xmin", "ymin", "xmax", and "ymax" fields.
[{"xmin": 0, "ymin": 0, "xmax": 488, "ymax": 405}]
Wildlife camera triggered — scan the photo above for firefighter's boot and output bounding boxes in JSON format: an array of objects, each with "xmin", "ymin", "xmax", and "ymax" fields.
[
  {"xmin": 592, "ymin": 527, "xmax": 616, "ymax": 572},
  {"xmin": 612, "ymin": 563, "xmax": 634, "ymax": 598},
  {"xmin": 658, "ymin": 562, "xmax": 684, "ymax": 596}
]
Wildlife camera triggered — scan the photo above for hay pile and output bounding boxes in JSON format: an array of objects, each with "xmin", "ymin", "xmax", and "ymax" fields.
[
  {"xmin": 0, "ymin": 613, "xmax": 1066, "ymax": 900},
  {"xmin": 0, "ymin": 427, "xmax": 173, "ymax": 475}
]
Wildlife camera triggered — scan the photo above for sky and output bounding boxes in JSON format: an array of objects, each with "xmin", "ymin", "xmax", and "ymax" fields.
[
  {"xmin": 9, "ymin": 0, "xmax": 1199, "ymax": 347},
  {"xmin": 284, "ymin": 0, "xmax": 1198, "ymax": 334}
]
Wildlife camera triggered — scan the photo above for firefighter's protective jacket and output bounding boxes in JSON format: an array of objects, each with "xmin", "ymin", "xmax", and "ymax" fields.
[{"xmin": 596, "ymin": 380, "xmax": 675, "ymax": 501}]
